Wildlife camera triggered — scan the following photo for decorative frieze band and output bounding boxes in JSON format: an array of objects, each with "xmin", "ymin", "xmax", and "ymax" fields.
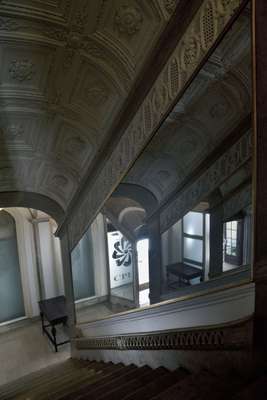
[
  {"xmin": 160, "ymin": 131, "xmax": 251, "ymax": 233},
  {"xmin": 66, "ymin": 0, "xmax": 246, "ymax": 249},
  {"xmin": 74, "ymin": 318, "xmax": 252, "ymax": 351}
]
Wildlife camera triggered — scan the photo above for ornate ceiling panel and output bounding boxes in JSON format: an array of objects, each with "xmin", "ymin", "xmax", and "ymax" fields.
[
  {"xmin": 124, "ymin": 9, "xmax": 251, "ymax": 204},
  {"xmin": 0, "ymin": 0, "xmax": 175, "ymax": 215}
]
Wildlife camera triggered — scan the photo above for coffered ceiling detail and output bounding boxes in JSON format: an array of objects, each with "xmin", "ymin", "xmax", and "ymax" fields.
[{"xmin": 0, "ymin": 0, "xmax": 175, "ymax": 214}]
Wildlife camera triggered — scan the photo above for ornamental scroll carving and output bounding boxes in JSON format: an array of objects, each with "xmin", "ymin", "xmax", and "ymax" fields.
[
  {"xmin": 160, "ymin": 131, "xmax": 251, "ymax": 233},
  {"xmin": 66, "ymin": 0, "xmax": 245, "ymax": 250},
  {"xmin": 75, "ymin": 318, "xmax": 252, "ymax": 351}
]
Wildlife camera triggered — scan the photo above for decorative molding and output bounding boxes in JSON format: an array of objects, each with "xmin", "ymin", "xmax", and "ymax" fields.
[
  {"xmin": 64, "ymin": 0, "xmax": 246, "ymax": 249},
  {"xmin": 84, "ymin": 86, "xmax": 109, "ymax": 106},
  {"xmin": 75, "ymin": 317, "xmax": 253, "ymax": 351},
  {"xmin": 115, "ymin": 5, "xmax": 143, "ymax": 36},
  {"xmin": 0, "ymin": 124, "xmax": 24, "ymax": 139},
  {"xmin": 0, "ymin": 17, "xmax": 21, "ymax": 30},
  {"xmin": 160, "ymin": 131, "xmax": 251, "ymax": 233},
  {"xmin": 164, "ymin": 0, "xmax": 180, "ymax": 15},
  {"xmin": 9, "ymin": 60, "xmax": 35, "ymax": 82},
  {"xmin": 51, "ymin": 175, "xmax": 69, "ymax": 188}
]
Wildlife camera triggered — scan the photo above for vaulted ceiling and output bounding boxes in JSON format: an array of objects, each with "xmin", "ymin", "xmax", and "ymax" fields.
[
  {"xmin": 105, "ymin": 7, "xmax": 252, "ymax": 237},
  {"xmin": 0, "ymin": 0, "xmax": 177, "ymax": 219},
  {"xmin": 123, "ymin": 9, "xmax": 251, "ymax": 204}
]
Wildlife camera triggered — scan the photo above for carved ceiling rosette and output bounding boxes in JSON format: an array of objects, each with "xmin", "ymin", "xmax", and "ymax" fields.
[
  {"xmin": 164, "ymin": 0, "xmax": 178, "ymax": 15},
  {"xmin": 9, "ymin": 60, "xmax": 35, "ymax": 82},
  {"xmin": 84, "ymin": 86, "xmax": 109, "ymax": 107},
  {"xmin": 115, "ymin": 4, "xmax": 143, "ymax": 36}
]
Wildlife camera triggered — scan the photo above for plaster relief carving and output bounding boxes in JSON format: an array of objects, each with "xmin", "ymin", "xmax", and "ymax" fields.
[
  {"xmin": 0, "ymin": 166, "xmax": 12, "ymax": 179},
  {"xmin": 181, "ymin": 35, "xmax": 201, "ymax": 70},
  {"xmin": 0, "ymin": 124, "xmax": 24, "ymax": 139},
  {"xmin": 200, "ymin": 1, "xmax": 218, "ymax": 51},
  {"xmin": 210, "ymin": 102, "xmax": 229, "ymax": 118},
  {"xmin": 84, "ymin": 86, "xmax": 109, "ymax": 106},
  {"xmin": 52, "ymin": 175, "xmax": 68, "ymax": 187},
  {"xmin": 9, "ymin": 60, "xmax": 35, "ymax": 82},
  {"xmin": 65, "ymin": 136, "xmax": 87, "ymax": 155},
  {"xmin": 115, "ymin": 5, "xmax": 143, "ymax": 36},
  {"xmin": 164, "ymin": 0, "xmax": 178, "ymax": 14},
  {"xmin": 0, "ymin": 17, "xmax": 20, "ymax": 30},
  {"xmin": 75, "ymin": 318, "xmax": 252, "ymax": 351}
]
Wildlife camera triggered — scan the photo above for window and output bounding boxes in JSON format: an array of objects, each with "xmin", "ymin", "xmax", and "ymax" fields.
[{"xmin": 0, "ymin": 211, "xmax": 25, "ymax": 323}]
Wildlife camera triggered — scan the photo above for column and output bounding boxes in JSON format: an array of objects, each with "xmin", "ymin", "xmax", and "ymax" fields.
[
  {"xmin": 209, "ymin": 205, "xmax": 223, "ymax": 279},
  {"xmin": 148, "ymin": 217, "xmax": 162, "ymax": 304},
  {"xmin": 60, "ymin": 229, "xmax": 76, "ymax": 338}
]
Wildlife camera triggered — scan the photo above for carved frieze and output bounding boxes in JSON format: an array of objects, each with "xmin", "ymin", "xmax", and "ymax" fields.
[
  {"xmin": 75, "ymin": 318, "xmax": 252, "ymax": 351},
  {"xmin": 164, "ymin": 0, "xmax": 179, "ymax": 15},
  {"xmin": 65, "ymin": 0, "xmax": 245, "ymax": 249}
]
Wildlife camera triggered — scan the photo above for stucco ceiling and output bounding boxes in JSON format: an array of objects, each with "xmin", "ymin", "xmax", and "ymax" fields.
[
  {"xmin": 105, "ymin": 7, "xmax": 252, "ymax": 236},
  {"xmin": 0, "ymin": 0, "xmax": 177, "ymax": 217},
  {"xmin": 123, "ymin": 8, "xmax": 251, "ymax": 204}
]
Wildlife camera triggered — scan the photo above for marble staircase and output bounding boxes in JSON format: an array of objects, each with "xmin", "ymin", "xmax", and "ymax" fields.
[{"xmin": 0, "ymin": 358, "xmax": 262, "ymax": 400}]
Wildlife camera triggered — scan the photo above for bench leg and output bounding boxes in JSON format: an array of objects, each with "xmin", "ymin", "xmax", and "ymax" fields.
[
  {"xmin": 52, "ymin": 326, "xmax": 58, "ymax": 352},
  {"xmin": 40, "ymin": 312, "xmax": 45, "ymax": 334}
]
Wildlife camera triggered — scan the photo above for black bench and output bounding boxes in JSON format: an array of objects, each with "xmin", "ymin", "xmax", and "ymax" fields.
[
  {"xmin": 166, "ymin": 262, "xmax": 203, "ymax": 288},
  {"xmin": 39, "ymin": 295, "xmax": 70, "ymax": 352}
]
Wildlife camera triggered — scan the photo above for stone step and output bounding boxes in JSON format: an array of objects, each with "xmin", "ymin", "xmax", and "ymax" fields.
[
  {"xmin": 150, "ymin": 370, "xmax": 243, "ymax": 400},
  {"xmin": 0, "ymin": 359, "xmax": 255, "ymax": 400},
  {"xmin": 72, "ymin": 365, "xmax": 150, "ymax": 400},
  {"xmin": 0, "ymin": 359, "xmax": 76, "ymax": 394},
  {"xmin": 58, "ymin": 364, "xmax": 132, "ymax": 400},
  {"xmin": 122, "ymin": 367, "xmax": 189, "ymax": 400},
  {"xmin": 0, "ymin": 360, "xmax": 111, "ymax": 400},
  {"xmin": 0, "ymin": 360, "xmax": 81, "ymax": 399},
  {"xmin": 38, "ymin": 363, "xmax": 128, "ymax": 400},
  {"xmin": 231, "ymin": 375, "xmax": 267, "ymax": 399}
]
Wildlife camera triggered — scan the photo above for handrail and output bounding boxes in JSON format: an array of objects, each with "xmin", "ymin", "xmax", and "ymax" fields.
[
  {"xmin": 74, "ymin": 316, "xmax": 253, "ymax": 351},
  {"xmin": 77, "ymin": 272, "xmax": 252, "ymax": 327}
]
